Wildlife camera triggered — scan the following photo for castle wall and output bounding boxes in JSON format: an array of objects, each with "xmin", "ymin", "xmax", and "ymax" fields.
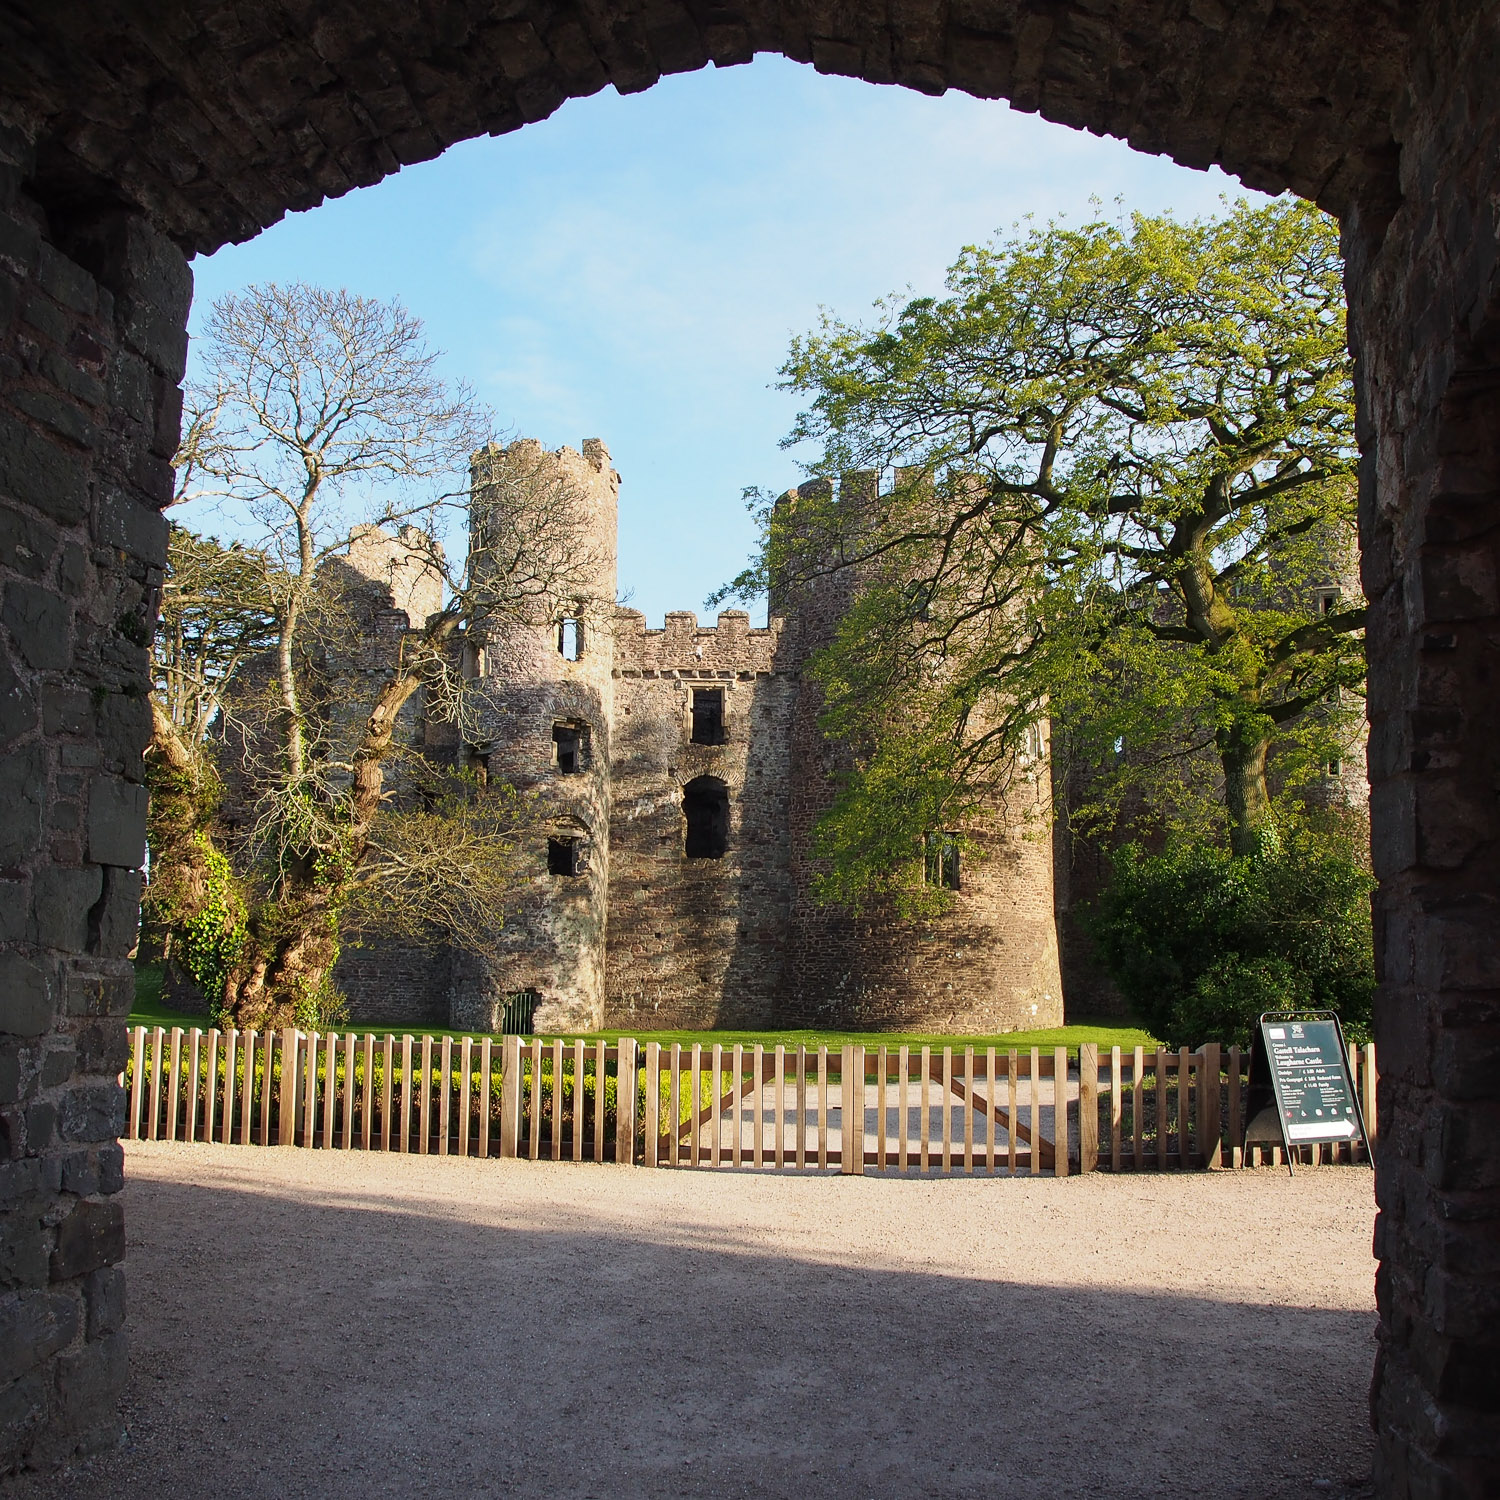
[{"xmin": 604, "ymin": 611, "xmax": 796, "ymax": 1029}]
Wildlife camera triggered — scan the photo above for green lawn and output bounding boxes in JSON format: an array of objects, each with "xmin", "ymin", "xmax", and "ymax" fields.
[{"xmin": 129, "ymin": 964, "xmax": 1155, "ymax": 1057}]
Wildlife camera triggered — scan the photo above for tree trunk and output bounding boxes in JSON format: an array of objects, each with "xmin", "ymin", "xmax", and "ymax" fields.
[
  {"xmin": 1217, "ymin": 724, "xmax": 1272, "ymax": 857},
  {"xmin": 142, "ymin": 700, "xmax": 216, "ymax": 954},
  {"xmin": 220, "ymin": 638, "xmax": 446, "ymax": 1029},
  {"xmin": 222, "ymin": 889, "xmax": 342, "ymax": 1031}
]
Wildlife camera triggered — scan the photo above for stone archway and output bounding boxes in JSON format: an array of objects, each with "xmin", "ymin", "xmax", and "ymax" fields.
[{"xmin": 1, "ymin": 2, "xmax": 1496, "ymax": 1490}]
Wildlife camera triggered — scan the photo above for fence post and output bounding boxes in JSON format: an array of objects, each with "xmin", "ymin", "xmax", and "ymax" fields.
[
  {"xmin": 1077, "ymin": 1043, "xmax": 1098, "ymax": 1174},
  {"xmin": 1228, "ymin": 1044, "xmax": 1243, "ymax": 1168},
  {"xmin": 1363, "ymin": 1041, "xmax": 1377, "ymax": 1152},
  {"xmin": 127, "ymin": 1026, "xmax": 145, "ymax": 1140},
  {"xmin": 1200, "ymin": 1044, "xmax": 1222, "ymax": 1169},
  {"xmin": 1053, "ymin": 1046, "xmax": 1070, "ymax": 1177},
  {"xmin": 278, "ymin": 1029, "xmax": 299, "ymax": 1145},
  {"xmin": 499, "ymin": 1034, "xmax": 521, "ymax": 1158},
  {"xmin": 644, "ymin": 1042, "xmax": 660, "ymax": 1168},
  {"xmin": 615, "ymin": 1039, "xmax": 637, "ymax": 1165}
]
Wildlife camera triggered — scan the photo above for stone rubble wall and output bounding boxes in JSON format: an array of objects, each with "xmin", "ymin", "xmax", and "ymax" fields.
[
  {"xmin": 604, "ymin": 666, "xmax": 798, "ymax": 1031},
  {"xmin": 0, "ymin": 124, "xmax": 186, "ymax": 1467}
]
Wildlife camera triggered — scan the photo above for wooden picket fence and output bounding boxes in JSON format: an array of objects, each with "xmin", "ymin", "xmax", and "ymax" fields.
[{"xmin": 124, "ymin": 1027, "xmax": 1377, "ymax": 1175}]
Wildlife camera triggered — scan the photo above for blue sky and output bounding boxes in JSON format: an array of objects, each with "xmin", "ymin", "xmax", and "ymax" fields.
[{"xmin": 188, "ymin": 55, "xmax": 1266, "ymax": 626}]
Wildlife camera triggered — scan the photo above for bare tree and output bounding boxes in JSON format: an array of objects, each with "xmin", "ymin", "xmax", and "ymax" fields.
[{"xmin": 166, "ymin": 284, "xmax": 607, "ymax": 1028}]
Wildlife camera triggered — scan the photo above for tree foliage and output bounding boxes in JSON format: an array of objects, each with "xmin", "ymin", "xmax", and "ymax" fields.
[
  {"xmin": 725, "ymin": 200, "xmax": 1364, "ymax": 904},
  {"xmin": 1085, "ymin": 827, "xmax": 1375, "ymax": 1048}
]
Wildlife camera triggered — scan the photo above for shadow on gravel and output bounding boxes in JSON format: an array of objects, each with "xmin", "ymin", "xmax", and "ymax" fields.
[{"xmin": 14, "ymin": 1169, "xmax": 1375, "ymax": 1500}]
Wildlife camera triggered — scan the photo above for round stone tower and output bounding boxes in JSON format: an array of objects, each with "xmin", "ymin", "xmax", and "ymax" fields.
[
  {"xmin": 448, "ymin": 438, "xmax": 619, "ymax": 1033},
  {"xmin": 773, "ymin": 472, "xmax": 1064, "ymax": 1032}
]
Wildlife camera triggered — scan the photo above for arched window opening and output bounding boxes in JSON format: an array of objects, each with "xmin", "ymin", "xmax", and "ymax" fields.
[
  {"xmin": 558, "ymin": 616, "xmax": 584, "ymax": 661},
  {"xmin": 683, "ymin": 776, "xmax": 729, "ymax": 859},
  {"xmin": 552, "ymin": 720, "xmax": 590, "ymax": 774},
  {"xmin": 691, "ymin": 687, "xmax": 726, "ymax": 745}
]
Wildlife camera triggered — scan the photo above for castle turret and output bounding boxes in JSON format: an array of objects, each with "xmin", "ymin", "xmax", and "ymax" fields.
[
  {"xmin": 449, "ymin": 438, "xmax": 619, "ymax": 1032},
  {"xmin": 776, "ymin": 471, "xmax": 1064, "ymax": 1032}
]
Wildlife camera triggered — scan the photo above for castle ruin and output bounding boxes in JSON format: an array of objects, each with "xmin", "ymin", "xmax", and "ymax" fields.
[{"xmin": 334, "ymin": 437, "xmax": 1065, "ymax": 1035}]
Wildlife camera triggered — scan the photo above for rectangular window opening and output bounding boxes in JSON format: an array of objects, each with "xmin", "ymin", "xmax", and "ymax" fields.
[
  {"xmin": 924, "ymin": 832, "xmax": 961, "ymax": 891},
  {"xmin": 558, "ymin": 617, "xmax": 584, "ymax": 661},
  {"xmin": 1315, "ymin": 588, "xmax": 1340, "ymax": 617},
  {"xmin": 691, "ymin": 687, "xmax": 726, "ymax": 745},
  {"xmin": 552, "ymin": 721, "xmax": 589, "ymax": 774},
  {"xmin": 547, "ymin": 836, "xmax": 589, "ymax": 877}
]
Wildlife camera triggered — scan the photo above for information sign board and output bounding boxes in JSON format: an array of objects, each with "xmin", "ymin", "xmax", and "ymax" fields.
[{"xmin": 1242, "ymin": 1011, "xmax": 1370, "ymax": 1175}]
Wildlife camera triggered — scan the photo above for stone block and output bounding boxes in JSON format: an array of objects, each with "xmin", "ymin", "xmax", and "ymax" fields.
[
  {"xmin": 57, "ymin": 1083, "xmax": 124, "ymax": 1145},
  {"xmin": 97, "ymin": 487, "xmax": 167, "ymax": 566},
  {"xmin": 97, "ymin": 691, "xmax": 150, "ymax": 780},
  {"xmin": 0, "ymin": 1202, "xmax": 48, "ymax": 1288},
  {"xmin": 41, "ymin": 684, "xmax": 92, "ymax": 736},
  {"xmin": 0, "ymin": 952, "xmax": 54, "ymax": 1039},
  {"xmin": 22, "ymin": 1100, "xmax": 56, "ymax": 1152},
  {"xmin": 9, "ymin": 387, "xmax": 98, "ymax": 452},
  {"xmin": 82, "ymin": 1268, "xmax": 123, "ymax": 1342},
  {"xmin": 88, "ymin": 867, "xmax": 141, "ymax": 959},
  {"xmin": 0, "ymin": 1369, "xmax": 46, "ymax": 1465},
  {"xmin": 49, "ymin": 1198, "xmax": 124, "ymax": 1283},
  {"xmin": 0, "ymin": 744, "xmax": 45, "ymax": 865},
  {"xmin": 30, "ymin": 865, "xmax": 103, "ymax": 950},
  {"xmin": 0, "ymin": 1289, "xmax": 80, "ymax": 1383},
  {"xmin": 50, "ymin": 1328, "xmax": 125, "ymax": 1430},
  {"xmin": 59, "ymin": 1150, "xmax": 98, "ymax": 1197},
  {"xmin": 0, "ymin": 1042, "xmax": 19, "ymax": 1105},
  {"xmin": 39, "ymin": 1041, "xmax": 75, "ymax": 1089},
  {"xmin": 97, "ymin": 1142, "xmax": 122, "ymax": 1196},
  {"xmin": 36, "ymin": 243, "xmax": 96, "ymax": 317},
  {"xmin": 85, "ymin": 777, "xmax": 147, "ymax": 868},
  {"xmin": 0, "ymin": 654, "xmax": 38, "ymax": 745},
  {"xmin": 0, "ymin": 1159, "xmax": 42, "ymax": 1203},
  {"xmin": 0, "ymin": 413, "xmax": 90, "ymax": 525},
  {"xmin": 0, "ymin": 208, "xmax": 40, "ymax": 276},
  {"xmin": 0, "ymin": 499, "xmax": 56, "ymax": 580},
  {"xmin": 2, "ymin": 580, "xmax": 71, "ymax": 670}
]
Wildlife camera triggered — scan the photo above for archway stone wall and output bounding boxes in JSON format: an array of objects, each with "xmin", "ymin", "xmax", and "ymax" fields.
[{"xmin": 1, "ymin": 2, "xmax": 1497, "ymax": 1492}]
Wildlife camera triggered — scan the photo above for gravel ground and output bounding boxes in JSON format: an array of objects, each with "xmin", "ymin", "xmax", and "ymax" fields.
[{"xmin": 12, "ymin": 1143, "xmax": 1377, "ymax": 1499}]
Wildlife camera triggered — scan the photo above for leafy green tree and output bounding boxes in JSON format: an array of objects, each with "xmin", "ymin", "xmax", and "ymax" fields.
[
  {"xmin": 1085, "ymin": 829, "xmax": 1375, "ymax": 1048},
  {"xmin": 725, "ymin": 200, "xmax": 1364, "ymax": 905}
]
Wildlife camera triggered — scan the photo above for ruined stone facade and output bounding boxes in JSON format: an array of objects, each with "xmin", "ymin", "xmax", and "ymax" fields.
[
  {"xmin": 339, "ymin": 440, "xmax": 1063, "ymax": 1038},
  {"xmin": 4, "ymin": 2, "xmax": 1500, "ymax": 1489}
]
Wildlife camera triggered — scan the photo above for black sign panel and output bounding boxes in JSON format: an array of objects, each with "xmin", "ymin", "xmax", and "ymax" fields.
[
  {"xmin": 1262, "ymin": 1017, "xmax": 1361, "ymax": 1143},
  {"xmin": 1243, "ymin": 1013, "xmax": 1370, "ymax": 1173}
]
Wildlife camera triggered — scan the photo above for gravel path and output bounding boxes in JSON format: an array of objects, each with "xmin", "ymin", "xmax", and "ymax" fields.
[{"xmin": 14, "ymin": 1143, "xmax": 1377, "ymax": 1499}]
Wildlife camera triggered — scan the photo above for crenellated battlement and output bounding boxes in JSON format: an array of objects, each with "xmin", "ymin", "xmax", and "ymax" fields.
[{"xmin": 612, "ymin": 607, "xmax": 786, "ymax": 677}]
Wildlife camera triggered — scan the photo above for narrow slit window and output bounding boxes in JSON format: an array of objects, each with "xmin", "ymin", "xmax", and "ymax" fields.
[
  {"xmin": 552, "ymin": 721, "xmax": 589, "ymax": 774},
  {"xmin": 690, "ymin": 687, "xmax": 726, "ymax": 745},
  {"xmin": 924, "ymin": 832, "xmax": 961, "ymax": 890},
  {"xmin": 558, "ymin": 617, "xmax": 584, "ymax": 661},
  {"xmin": 465, "ymin": 745, "xmax": 491, "ymax": 789},
  {"xmin": 547, "ymin": 835, "xmax": 589, "ymax": 877},
  {"xmin": 683, "ymin": 776, "xmax": 729, "ymax": 859}
]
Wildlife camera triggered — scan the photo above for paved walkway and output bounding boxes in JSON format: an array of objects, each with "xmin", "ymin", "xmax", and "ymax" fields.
[{"xmin": 16, "ymin": 1143, "xmax": 1377, "ymax": 1499}]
